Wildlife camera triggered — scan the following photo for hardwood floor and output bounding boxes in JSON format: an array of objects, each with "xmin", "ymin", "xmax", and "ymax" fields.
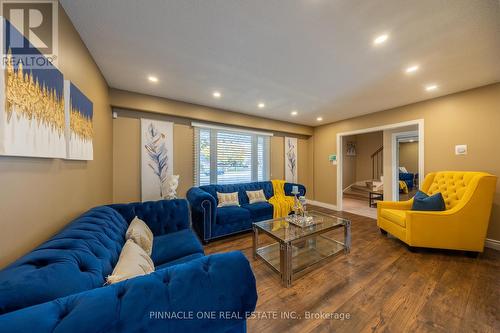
[{"xmin": 204, "ymin": 206, "xmax": 500, "ymax": 333}]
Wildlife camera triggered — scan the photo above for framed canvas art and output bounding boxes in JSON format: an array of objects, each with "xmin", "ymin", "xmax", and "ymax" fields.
[
  {"xmin": 141, "ymin": 118, "xmax": 174, "ymax": 201},
  {"xmin": 64, "ymin": 81, "xmax": 93, "ymax": 160},
  {"xmin": 0, "ymin": 19, "xmax": 65, "ymax": 158}
]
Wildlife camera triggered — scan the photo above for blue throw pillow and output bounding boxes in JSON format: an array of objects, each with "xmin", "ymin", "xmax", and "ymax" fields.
[{"xmin": 411, "ymin": 191, "xmax": 446, "ymax": 211}]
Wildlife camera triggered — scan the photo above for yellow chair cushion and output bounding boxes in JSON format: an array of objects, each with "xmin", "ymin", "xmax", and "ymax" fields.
[{"xmin": 380, "ymin": 208, "xmax": 406, "ymax": 228}]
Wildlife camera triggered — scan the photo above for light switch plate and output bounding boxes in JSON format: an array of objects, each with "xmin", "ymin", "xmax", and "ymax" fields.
[{"xmin": 455, "ymin": 145, "xmax": 467, "ymax": 155}]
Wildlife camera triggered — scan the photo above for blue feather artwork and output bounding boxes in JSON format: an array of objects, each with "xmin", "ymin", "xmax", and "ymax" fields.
[
  {"xmin": 285, "ymin": 137, "xmax": 298, "ymax": 183},
  {"xmin": 141, "ymin": 119, "xmax": 173, "ymax": 201}
]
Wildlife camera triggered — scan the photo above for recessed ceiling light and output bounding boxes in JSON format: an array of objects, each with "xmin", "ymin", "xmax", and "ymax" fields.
[
  {"xmin": 291, "ymin": 110, "xmax": 298, "ymax": 116},
  {"xmin": 148, "ymin": 75, "xmax": 158, "ymax": 83},
  {"xmin": 373, "ymin": 34, "xmax": 389, "ymax": 45},
  {"xmin": 316, "ymin": 117, "xmax": 323, "ymax": 122},
  {"xmin": 409, "ymin": 139, "xmax": 415, "ymax": 143},
  {"xmin": 213, "ymin": 91, "xmax": 221, "ymax": 98},
  {"xmin": 258, "ymin": 102, "xmax": 265, "ymax": 109},
  {"xmin": 425, "ymin": 84, "xmax": 438, "ymax": 91},
  {"xmin": 405, "ymin": 65, "xmax": 419, "ymax": 74}
]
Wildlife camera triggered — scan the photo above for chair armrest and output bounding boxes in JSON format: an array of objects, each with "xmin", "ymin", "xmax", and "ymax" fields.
[
  {"xmin": 284, "ymin": 183, "xmax": 306, "ymax": 197},
  {"xmin": 0, "ymin": 252, "xmax": 258, "ymax": 333},
  {"xmin": 377, "ymin": 200, "xmax": 413, "ymax": 211},
  {"xmin": 186, "ymin": 187, "xmax": 217, "ymax": 241}
]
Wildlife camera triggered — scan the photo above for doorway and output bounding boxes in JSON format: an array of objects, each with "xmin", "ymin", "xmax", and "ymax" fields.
[
  {"xmin": 393, "ymin": 131, "xmax": 419, "ymax": 201},
  {"xmin": 336, "ymin": 120, "xmax": 424, "ymax": 217}
]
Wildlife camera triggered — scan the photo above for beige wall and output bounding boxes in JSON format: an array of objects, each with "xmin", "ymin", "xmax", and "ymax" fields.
[
  {"xmin": 355, "ymin": 131, "xmax": 383, "ymax": 182},
  {"xmin": 110, "ymin": 89, "xmax": 313, "ymax": 136},
  {"xmin": 313, "ymin": 83, "xmax": 500, "ymax": 240},
  {"xmin": 399, "ymin": 142, "xmax": 419, "ymax": 174},
  {"xmin": 113, "ymin": 110, "xmax": 312, "ymax": 202},
  {"xmin": 0, "ymin": 6, "xmax": 113, "ymax": 268}
]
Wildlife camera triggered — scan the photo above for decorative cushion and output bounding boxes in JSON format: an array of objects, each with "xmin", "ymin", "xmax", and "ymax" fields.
[
  {"xmin": 126, "ymin": 216, "xmax": 153, "ymax": 255},
  {"xmin": 246, "ymin": 189, "xmax": 267, "ymax": 204},
  {"xmin": 411, "ymin": 191, "xmax": 446, "ymax": 211},
  {"xmin": 106, "ymin": 239, "xmax": 154, "ymax": 284},
  {"xmin": 217, "ymin": 192, "xmax": 240, "ymax": 207}
]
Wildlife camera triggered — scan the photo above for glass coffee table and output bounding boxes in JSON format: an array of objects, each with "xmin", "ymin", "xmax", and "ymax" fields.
[{"xmin": 252, "ymin": 211, "xmax": 351, "ymax": 287}]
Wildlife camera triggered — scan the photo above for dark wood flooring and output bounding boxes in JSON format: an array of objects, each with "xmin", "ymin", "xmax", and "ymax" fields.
[{"xmin": 204, "ymin": 206, "xmax": 500, "ymax": 333}]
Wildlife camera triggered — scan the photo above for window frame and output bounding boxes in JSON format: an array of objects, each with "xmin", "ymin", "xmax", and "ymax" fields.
[{"xmin": 193, "ymin": 123, "xmax": 271, "ymax": 186}]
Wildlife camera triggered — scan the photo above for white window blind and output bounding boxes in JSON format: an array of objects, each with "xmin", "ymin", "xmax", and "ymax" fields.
[{"xmin": 194, "ymin": 125, "xmax": 270, "ymax": 186}]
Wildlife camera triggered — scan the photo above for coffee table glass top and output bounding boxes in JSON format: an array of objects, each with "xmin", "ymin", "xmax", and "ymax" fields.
[{"xmin": 253, "ymin": 211, "xmax": 349, "ymax": 243}]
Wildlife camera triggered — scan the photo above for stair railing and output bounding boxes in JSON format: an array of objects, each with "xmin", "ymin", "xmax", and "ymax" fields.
[{"xmin": 371, "ymin": 146, "xmax": 383, "ymax": 180}]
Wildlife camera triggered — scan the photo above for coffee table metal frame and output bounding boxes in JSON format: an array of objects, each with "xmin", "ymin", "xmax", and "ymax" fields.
[{"xmin": 252, "ymin": 211, "xmax": 351, "ymax": 287}]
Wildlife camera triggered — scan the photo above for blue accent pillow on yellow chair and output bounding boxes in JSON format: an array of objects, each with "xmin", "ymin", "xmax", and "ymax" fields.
[{"xmin": 411, "ymin": 191, "xmax": 446, "ymax": 211}]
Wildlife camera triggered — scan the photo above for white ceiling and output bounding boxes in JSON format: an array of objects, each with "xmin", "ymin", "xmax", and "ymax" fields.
[{"xmin": 61, "ymin": 0, "xmax": 500, "ymax": 126}]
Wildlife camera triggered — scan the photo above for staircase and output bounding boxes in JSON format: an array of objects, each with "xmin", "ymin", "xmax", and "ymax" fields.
[
  {"xmin": 343, "ymin": 184, "xmax": 371, "ymax": 200},
  {"xmin": 343, "ymin": 146, "xmax": 384, "ymax": 200},
  {"xmin": 371, "ymin": 146, "xmax": 383, "ymax": 180}
]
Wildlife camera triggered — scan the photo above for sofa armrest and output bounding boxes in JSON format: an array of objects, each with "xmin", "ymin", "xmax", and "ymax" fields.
[
  {"xmin": 187, "ymin": 187, "xmax": 217, "ymax": 241},
  {"xmin": 284, "ymin": 182, "xmax": 306, "ymax": 197},
  {"xmin": 0, "ymin": 252, "xmax": 257, "ymax": 333}
]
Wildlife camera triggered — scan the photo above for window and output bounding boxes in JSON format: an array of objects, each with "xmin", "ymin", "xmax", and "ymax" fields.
[{"xmin": 194, "ymin": 124, "xmax": 271, "ymax": 185}]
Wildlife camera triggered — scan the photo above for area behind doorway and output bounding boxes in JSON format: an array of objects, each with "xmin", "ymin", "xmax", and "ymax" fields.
[
  {"xmin": 342, "ymin": 131, "xmax": 383, "ymax": 219},
  {"xmin": 337, "ymin": 120, "xmax": 424, "ymax": 219}
]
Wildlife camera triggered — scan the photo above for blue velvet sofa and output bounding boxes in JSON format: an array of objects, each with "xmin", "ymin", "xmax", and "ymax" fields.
[
  {"xmin": 0, "ymin": 199, "xmax": 257, "ymax": 333},
  {"xmin": 399, "ymin": 172, "xmax": 415, "ymax": 191},
  {"xmin": 187, "ymin": 181, "xmax": 306, "ymax": 242}
]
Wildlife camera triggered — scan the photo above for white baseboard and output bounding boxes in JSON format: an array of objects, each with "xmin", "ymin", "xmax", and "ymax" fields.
[
  {"xmin": 485, "ymin": 238, "xmax": 500, "ymax": 251},
  {"xmin": 306, "ymin": 200, "xmax": 338, "ymax": 211}
]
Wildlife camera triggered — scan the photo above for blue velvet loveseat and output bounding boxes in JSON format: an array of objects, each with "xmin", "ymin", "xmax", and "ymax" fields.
[
  {"xmin": 187, "ymin": 181, "xmax": 306, "ymax": 242},
  {"xmin": 0, "ymin": 199, "xmax": 257, "ymax": 333}
]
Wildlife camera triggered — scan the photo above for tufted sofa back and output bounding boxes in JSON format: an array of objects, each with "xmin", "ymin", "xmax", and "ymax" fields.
[
  {"xmin": 108, "ymin": 199, "xmax": 190, "ymax": 235},
  {"xmin": 0, "ymin": 206, "xmax": 128, "ymax": 315},
  {"xmin": 200, "ymin": 181, "xmax": 275, "ymax": 205},
  {"xmin": 423, "ymin": 171, "xmax": 488, "ymax": 210}
]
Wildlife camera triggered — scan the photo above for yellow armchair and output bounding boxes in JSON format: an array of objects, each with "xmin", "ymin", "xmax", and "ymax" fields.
[{"xmin": 377, "ymin": 171, "xmax": 497, "ymax": 252}]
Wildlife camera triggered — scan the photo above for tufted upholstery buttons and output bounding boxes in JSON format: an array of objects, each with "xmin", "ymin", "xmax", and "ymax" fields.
[
  {"xmin": 116, "ymin": 287, "xmax": 126, "ymax": 299},
  {"xmin": 108, "ymin": 199, "xmax": 190, "ymax": 236},
  {"xmin": 203, "ymin": 261, "xmax": 210, "ymax": 273},
  {"xmin": 0, "ymin": 206, "xmax": 129, "ymax": 314},
  {"xmin": 426, "ymin": 172, "xmax": 475, "ymax": 210}
]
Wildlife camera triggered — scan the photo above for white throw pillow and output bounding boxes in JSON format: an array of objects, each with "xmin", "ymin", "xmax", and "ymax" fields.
[
  {"xmin": 246, "ymin": 189, "xmax": 267, "ymax": 204},
  {"xmin": 126, "ymin": 216, "xmax": 153, "ymax": 255},
  {"xmin": 217, "ymin": 192, "xmax": 240, "ymax": 207},
  {"xmin": 106, "ymin": 239, "xmax": 155, "ymax": 284}
]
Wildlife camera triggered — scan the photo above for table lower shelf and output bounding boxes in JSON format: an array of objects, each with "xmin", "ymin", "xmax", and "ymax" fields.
[{"xmin": 256, "ymin": 235, "xmax": 345, "ymax": 276}]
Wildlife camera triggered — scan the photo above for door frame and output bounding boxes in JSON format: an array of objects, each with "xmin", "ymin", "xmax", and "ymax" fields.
[
  {"xmin": 336, "ymin": 119, "xmax": 424, "ymax": 211},
  {"xmin": 392, "ymin": 130, "xmax": 419, "ymax": 201}
]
